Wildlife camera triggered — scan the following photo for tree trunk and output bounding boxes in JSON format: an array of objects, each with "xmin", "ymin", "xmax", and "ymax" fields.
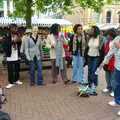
[
  {"xmin": 25, "ymin": 0, "xmax": 33, "ymax": 28},
  {"xmin": 6, "ymin": 0, "xmax": 10, "ymax": 15}
]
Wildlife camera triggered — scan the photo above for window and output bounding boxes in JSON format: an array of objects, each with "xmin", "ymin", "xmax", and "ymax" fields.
[
  {"xmin": 0, "ymin": 11, "xmax": 3, "ymax": 17},
  {"xmin": 106, "ymin": 11, "xmax": 112, "ymax": 23}
]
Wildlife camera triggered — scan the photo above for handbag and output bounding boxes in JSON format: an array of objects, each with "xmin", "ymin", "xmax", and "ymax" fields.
[
  {"xmin": 24, "ymin": 55, "xmax": 30, "ymax": 65},
  {"xmin": 20, "ymin": 53, "xmax": 30, "ymax": 65},
  {"xmin": 103, "ymin": 64, "xmax": 108, "ymax": 71}
]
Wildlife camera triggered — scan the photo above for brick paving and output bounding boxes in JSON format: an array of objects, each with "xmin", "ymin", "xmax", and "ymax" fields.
[{"xmin": 0, "ymin": 64, "xmax": 120, "ymax": 120}]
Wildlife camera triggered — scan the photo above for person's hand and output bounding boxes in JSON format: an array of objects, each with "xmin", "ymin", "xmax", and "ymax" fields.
[
  {"xmin": 114, "ymin": 42, "xmax": 120, "ymax": 49},
  {"xmin": 51, "ymin": 45, "xmax": 55, "ymax": 48},
  {"xmin": 100, "ymin": 63, "xmax": 104, "ymax": 70}
]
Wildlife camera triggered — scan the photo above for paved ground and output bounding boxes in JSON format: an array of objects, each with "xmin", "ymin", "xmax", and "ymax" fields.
[{"xmin": 0, "ymin": 62, "xmax": 120, "ymax": 120}]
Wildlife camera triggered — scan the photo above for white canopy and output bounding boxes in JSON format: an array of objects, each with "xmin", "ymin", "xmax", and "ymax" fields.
[
  {"xmin": 0, "ymin": 17, "xmax": 73, "ymax": 27},
  {"xmin": 96, "ymin": 24, "xmax": 119, "ymax": 30}
]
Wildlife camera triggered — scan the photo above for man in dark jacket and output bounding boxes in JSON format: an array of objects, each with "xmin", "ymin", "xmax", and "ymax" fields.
[{"xmin": 3, "ymin": 24, "xmax": 23, "ymax": 89}]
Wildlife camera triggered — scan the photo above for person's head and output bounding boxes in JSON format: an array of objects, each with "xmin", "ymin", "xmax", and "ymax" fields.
[
  {"xmin": 32, "ymin": 26, "xmax": 38, "ymax": 35},
  {"xmin": 25, "ymin": 28, "xmax": 32, "ymax": 36},
  {"xmin": 73, "ymin": 24, "xmax": 82, "ymax": 34},
  {"xmin": 9, "ymin": 24, "xmax": 18, "ymax": 33},
  {"xmin": 105, "ymin": 29, "xmax": 117, "ymax": 41},
  {"xmin": 89, "ymin": 25, "xmax": 100, "ymax": 38},
  {"xmin": 117, "ymin": 26, "xmax": 120, "ymax": 35},
  {"xmin": 50, "ymin": 23, "xmax": 61, "ymax": 35}
]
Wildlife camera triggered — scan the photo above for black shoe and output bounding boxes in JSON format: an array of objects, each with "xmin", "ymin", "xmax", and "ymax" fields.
[
  {"xmin": 80, "ymin": 93, "xmax": 89, "ymax": 97},
  {"xmin": 30, "ymin": 83, "xmax": 35, "ymax": 86},
  {"xmin": 52, "ymin": 81, "xmax": 57, "ymax": 84},
  {"xmin": 71, "ymin": 81, "xmax": 77, "ymax": 84},
  {"xmin": 37, "ymin": 83, "xmax": 46, "ymax": 86},
  {"xmin": 64, "ymin": 80, "xmax": 70, "ymax": 84}
]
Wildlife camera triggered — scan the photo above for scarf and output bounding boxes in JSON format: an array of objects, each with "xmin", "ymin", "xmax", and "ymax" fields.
[{"xmin": 54, "ymin": 33, "xmax": 64, "ymax": 70}]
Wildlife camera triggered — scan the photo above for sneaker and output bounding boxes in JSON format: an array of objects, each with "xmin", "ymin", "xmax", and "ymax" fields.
[
  {"xmin": 117, "ymin": 111, "xmax": 120, "ymax": 116},
  {"xmin": 15, "ymin": 80, "xmax": 23, "ymax": 85},
  {"xmin": 6, "ymin": 84, "xmax": 14, "ymax": 89},
  {"xmin": 37, "ymin": 82, "xmax": 46, "ymax": 86},
  {"xmin": 108, "ymin": 101, "xmax": 119, "ymax": 107},
  {"xmin": 110, "ymin": 92, "xmax": 114, "ymax": 97},
  {"xmin": 64, "ymin": 80, "xmax": 70, "ymax": 85},
  {"xmin": 102, "ymin": 88, "xmax": 109, "ymax": 93}
]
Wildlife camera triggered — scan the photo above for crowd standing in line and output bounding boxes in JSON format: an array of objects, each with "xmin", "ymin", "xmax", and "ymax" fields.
[{"xmin": 1, "ymin": 23, "xmax": 120, "ymax": 116}]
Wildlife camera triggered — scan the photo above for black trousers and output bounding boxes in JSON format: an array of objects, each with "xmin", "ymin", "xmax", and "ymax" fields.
[{"xmin": 7, "ymin": 61, "xmax": 20, "ymax": 84}]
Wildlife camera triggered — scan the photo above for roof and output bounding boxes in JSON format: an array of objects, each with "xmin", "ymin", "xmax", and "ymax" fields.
[{"xmin": 0, "ymin": 17, "xmax": 73, "ymax": 27}]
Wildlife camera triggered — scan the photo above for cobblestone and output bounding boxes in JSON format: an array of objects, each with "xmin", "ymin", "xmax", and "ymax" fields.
[{"xmin": 0, "ymin": 65, "xmax": 120, "ymax": 120}]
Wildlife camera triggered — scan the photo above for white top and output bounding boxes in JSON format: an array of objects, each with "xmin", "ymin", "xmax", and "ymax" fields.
[
  {"xmin": 88, "ymin": 36, "xmax": 99, "ymax": 57},
  {"xmin": 7, "ymin": 46, "xmax": 18, "ymax": 61},
  {"xmin": 46, "ymin": 33, "xmax": 66, "ymax": 59}
]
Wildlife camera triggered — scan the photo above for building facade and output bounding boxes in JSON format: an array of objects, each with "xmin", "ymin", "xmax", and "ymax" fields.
[
  {"xmin": 64, "ymin": 2, "xmax": 120, "ymax": 26},
  {"xmin": 100, "ymin": 2, "xmax": 120, "ymax": 25}
]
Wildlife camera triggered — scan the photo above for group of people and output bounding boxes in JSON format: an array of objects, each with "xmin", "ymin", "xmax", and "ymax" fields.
[
  {"xmin": 3, "ymin": 24, "xmax": 70, "ymax": 89},
  {"xmin": 2, "ymin": 23, "xmax": 120, "ymax": 115}
]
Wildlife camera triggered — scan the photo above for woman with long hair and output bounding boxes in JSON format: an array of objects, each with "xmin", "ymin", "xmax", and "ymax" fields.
[
  {"xmin": 69, "ymin": 24, "xmax": 87, "ymax": 84},
  {"xmin": 87, "ymin": 26, "xmax": 103, "ymax": 95}
]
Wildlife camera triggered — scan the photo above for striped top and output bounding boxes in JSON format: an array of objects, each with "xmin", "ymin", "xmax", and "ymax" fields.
[{"xmin": 103, "ymin": 35, "xmax": 120, "ymax": 71}]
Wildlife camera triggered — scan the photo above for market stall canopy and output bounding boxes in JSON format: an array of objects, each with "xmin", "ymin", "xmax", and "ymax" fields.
[
  {"xmin": 96, "ymin": 24, "xmax": 119, "ymax": 30},
  {"xmin": 0, "ymin": 17, "xmax": 73, "ymax": 27}
]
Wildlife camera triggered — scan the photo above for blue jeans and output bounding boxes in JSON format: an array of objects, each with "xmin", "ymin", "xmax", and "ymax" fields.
[
  {"xmin": 72, "ymin": 55, "xmax": 85, "ymax": 83},
  {"xmin": 29, "ymin": 57, "xmax": 43, "ymax": 85},
  {"xmin": 113, "ymin": 69, "xmax": 120, "ymax": 105},
  {"xmin": 88, "ymin": 56, "xmax": 99, "ymax": 88},
  {"xmin": 105, "ymin": 71, "xmax": 115, "ymax": 92}
]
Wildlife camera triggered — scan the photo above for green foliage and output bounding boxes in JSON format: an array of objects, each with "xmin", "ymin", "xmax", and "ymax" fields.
[
  {"xmin": 75, "ymin": 0, "xmax": 118, "ymax": 12},
  {"xmin": 12, "ymin": 0, "xmax": 72, "ymax": 18},
  {"xmin": 11, "ymin": 0, "xmax": 72, "ymax": 27}
]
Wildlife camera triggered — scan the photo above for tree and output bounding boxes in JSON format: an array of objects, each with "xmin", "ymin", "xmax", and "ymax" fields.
[
  {"xmin": 12, "ymin": 0, "xmax": 72, "ymax": 28},
  {"xmin": 75, "ymin": 0, "xmax": 119, "ymax": 12}
]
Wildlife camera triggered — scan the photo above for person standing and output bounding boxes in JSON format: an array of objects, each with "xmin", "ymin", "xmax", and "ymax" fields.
[
  {"xmin": 20, "ymin": 28, "xmax": 32, "ymax": 54},
  {"xmin": 46, "ymin": 23, "xmax": 70, "ymax": 84},
  {"xmin": 87, "ymin": 26, "xmax": 103, "ymax": 95},
  {"xmin": 3, "ymin": 24, "xmax": 23, "ymax": 89},
  {"xmin": 69, "ymin": 24, "xmax": 87, "ymax": 84},
  {"xmin": 24, "ymin": 26, "xmax": 45, "ymax": 86},
  {"xmin": 101, "ymin": 27, "xmax": 120, "ymax": 116},
  {"xmin": 102, "ymin": 29, "xmax": 116, "ymax": 97}
]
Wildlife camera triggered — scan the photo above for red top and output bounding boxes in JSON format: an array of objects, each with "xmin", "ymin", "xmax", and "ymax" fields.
[{"xmin": 104, "ymin": 40, "xmax": 115, "ymax": 71}]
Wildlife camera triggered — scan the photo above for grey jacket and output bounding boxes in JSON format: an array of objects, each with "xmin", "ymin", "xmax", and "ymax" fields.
[{"xmin": 24, "ymin": 35, "xmax": 43, "ymax": 61}]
